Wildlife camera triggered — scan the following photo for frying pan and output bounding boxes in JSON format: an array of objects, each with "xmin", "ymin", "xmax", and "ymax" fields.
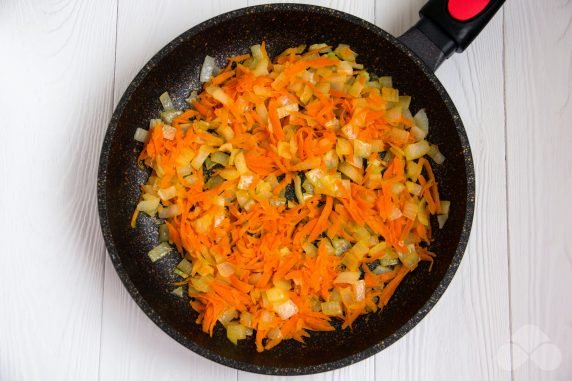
[{"xmin": 97, "ymin": 0, "xmax": 503, "ymax": 375}]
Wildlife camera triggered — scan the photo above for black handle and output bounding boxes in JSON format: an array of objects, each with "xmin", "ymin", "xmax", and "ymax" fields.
[{"xmin": 399, "ymin": 0, "xmax": 505, "ymax": 71}]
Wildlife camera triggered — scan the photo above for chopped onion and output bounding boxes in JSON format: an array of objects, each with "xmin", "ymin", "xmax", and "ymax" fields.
[
  {"xmin": 266, "ymin": 287, "xmax": 288, "ymax": 305},
  {"xmin": 158, "ymin": 224, "xmax": 169, "ymax": 242},
  {"xmin": 158, "ymin": 186, "xmax": 177, "ymax": 201},
  {"xmin": 331, "ymin": 238, "xmax": 351, "ymax": 256},
  {"xmin": 200, "ymin": 55, "xmax": 218, "ymax": 83},
  {"xmin": 338, "ymin": 162, "xmax": 363, "ymax": 183},
  {"xmin": 403, "ymin": 200, "xmax": 418, "ymax": 220},
  {"xmin": 159, "ymin": 92, "xmax": 175, "ymax": 111},
  {"xmin": 353, "ymin": 279, "xmax": 365, "ymax": 302},
  {"xmin": 404, "ymin": 140, "xmax": 430, "ymax": 161},
  {"xmin": 148, "ymin": 242, "xmax": 172, "ymax": 262},
  {"xmin": 439, "ymin": 200, "xmax": 451, "ymax": 215},
  {"xmin": 216, "ymin": 262, "xmax": 235, "ymax": 278},
  {"xmin": 334, "ymin": 271, "xmax": 360, "ymax": 284},
  {"xmin": 133, "ymin": 128, "xmax": 148, "ymax": 143},
  {"xmin": 171, "ymin": 286, "xmax": 184, "ymax": 298},
  {"xmin": 428, "ymin": 144, "xmax": 446, "ymax": 164},
  {"xmin": 177, "ymin": 258, "xmax": 193, "ymax": 275},
  {"xmin": 414, "ymin": 109, "xmax": 429, "ymax": 134},
  {"xmin": 438, "ymin": 214, "xmax": 449, "ymax": 229},
  {"xmin": 162, "ymin": 124, "xmax": 176, "ymax": 140},
  {"xmin": 406, "ymin": 181, "xmax": 423, "ymax": 196},
  {"xmin": 274, "ymin": 300, "xmax": 299, "ymax": 320},
  {"xmin": 158, "ymin": 204, "xmax": 179, "ymax": 219},
  {"xmin": 321, "ymin": 301, "xmax": 342, "ymax": 316}
]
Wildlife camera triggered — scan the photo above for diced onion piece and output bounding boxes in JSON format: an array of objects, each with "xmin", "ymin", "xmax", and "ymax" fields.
[
  {"xmin": 378, "ymin": 76, "xmax": 392, "ymax": 88},
  {"xmin": 418, "ymin": 200, "xmax": 429, "ymax": 226},
  {"xmin": 274, "ymin": 300, "xmax": 299, "ymax": 320},
  {"xmin": 158, "ymin": 224, "xmax": 169, "ymax": 242},
  {"xmin": 324, "ymin": 150, "xmax": 339, "ymax": 171},
  {"xmin": 240, "ymin": 311, "xmax": 254, "ymax": 328},
  {"xmin": 177, "ymin": 258, "xmax": 193, "ymax": 275},
  {"xmin": 336, "ymin": 138, "xmax": 352, "ymax": 156},
  {"xmin": 206, "ymin": 85, "xmax": 231, "ymax": 106},
  {"xmin": 403, "ymin": 200, "xmax": 418, "ymax": 220},
  {"xmin": 173, "ymin": 268, "xmax": 188, "ymax": 279},
  {"xmin": 162, "ymin": 125, "xmax": 176, "ymax": 140},
  {"xmin": 238, "ymin": 175, "xmax": 254, "ymax": 190},
  {"xmin": 369, "ymin": 242, "xmax": 387, "ymax": 256},
  {"xmin": 406, "ymin": 181, "xmax": 423, "ymax": 196},
  {"xmin": 191, "ymin": 146, "xmax": 214, "ymax": 170},
  {"xmin": 389, "ymin": 127, "xmax": 409, "ymax": 144},
  {"xmin": 137, "ymin": 197, "xmax": 160, "ymax": 216},
  {"xmin": 382, "ymin": 87, "xmax": 399, "ymax": 102},
  {"xmin": 406, "ymin": 160, "xmax": 423, "ymax": 181},
  {"xmin": 200, "ymin": 55, "xmax": 218, "ymax": 83},
  {"xmin": 148, "ymin": 242, "xmax": 172, "ymax": 262},
  {"xmin": 337, "ymin": 60, "xmax": 353, "ymax": 75},
  {"xmin": 392, "ymin": 183, "xmax": 405, "ymax": 194},
  {"xmin": 353, "ymin": 279, "xmax": 365, "ymax": 302},
  {"xmin": 185, "ymin": 90, "xmax": 198, "ymax": 105},
  {"xmin": 171, "ymin": 286, "xmax": 184, "ymax": 298},
  {"xmin": 159, "ymin": 92, "xmax": 175, "ymax": 111},
  {"xmin": 334, "ymin": 44, "xmax": 356, "ymax": 61},
  {"xmin": 277, "ymin": 103, "xmax": 299, "ymax": 119},
  {"xmin": 133, "ymin": 128, "xmax": 148, "ymax": 142},
  {"xmin": 218, "ymin": 309, "xmax": 238, "ymax": 326},
  {"xmin": 158, "ymin": 186, "xmax": 177, "ymax": 201},
  {"xmin": 404, "ymin": 140, "xmax": 430, "ymax": 161},
  {"xmin": 216, "ymin": 262, "xmax": 235, "ymax": 278},
  {"xmin": 226, "ymin": 323, "xmax": 249, "ymax": 345},
  {"xmin": 428, "ymin": 144, "xmax": 446, "ymax": 164},
  {"xmin": 439, "ymin": 200, "xmax": 451, "ymax": 215},
  {"xmin": 331, "ymin": 238, "xmax": 351, "ymax": 256},
  {"xmin": 234, "ymin": 151, "xmax": 250, "ymax": 174},
  {"xmin": 399, "ymin": 95, "xmax": 412, "ymax": 109},
  {"xmin": 158, "ymin": 204, "xmax": 180, "ymax": 219},
  {"xmin": 321, "ymin": 301, "xmax": 343, "ymax": 316},
  {"xmin": 210, "ymin": 151, "xmax": 230, "ymax": 166},
  {"xmin": 373, "ymin": 265, "xmax": 392, "ymax": 275},
  {"xmin": 414, "ymin": 109, "xmax": 429, "ymax": 135},
  {"xmin": 338, "ymin": 162, "xmax": 363, "ymax": 183},
  {"xmin": 389, "ymin": 207, "xmax": 402, "ymax": 221},
  {"xmin": 266, "ymin": 287, "xmax": 288, "ymax": 305},
  {"xmin": 303, "ymin": 242, "xmax": 318, "ymax": 257},
  {"xmin": 161, "ymin": 110, "xmax": 182, "ymax": 124},
  {"xmin": 334, "ymin": 271, "xmax": 360, "ymax": 284},
  {"xmin": 410, "ymin": 125, "xmax": 427, "ymax": 141},
  {"xmin": 438, "ymin": 214, "xmax": 449, "ymax": 229},
  {"xmin": 353, "ymin": 139, "xmax": 372, "ymax": 158},
  {"xmin": 400, "ymin": 244, "xmax": 420, "ymax": 269}
]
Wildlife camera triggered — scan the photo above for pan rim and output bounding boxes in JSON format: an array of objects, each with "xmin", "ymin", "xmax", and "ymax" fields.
[{"xmin": 97, "ymin": 2, "xmax": 475, "ymax": 375}]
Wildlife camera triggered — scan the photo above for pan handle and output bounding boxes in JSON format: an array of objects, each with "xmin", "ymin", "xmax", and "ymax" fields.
[{"xmin": 399, "ymin": 0, "xmax": 505, "ymax": 72}]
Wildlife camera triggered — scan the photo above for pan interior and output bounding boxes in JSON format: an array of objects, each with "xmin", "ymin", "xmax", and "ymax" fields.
[{"xmin": 99, "ymin": 4, "xmax": 472, "ymax": 374}]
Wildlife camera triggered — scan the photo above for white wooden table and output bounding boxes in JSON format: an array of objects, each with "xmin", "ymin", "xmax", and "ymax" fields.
[{"xmin": 1, "ymin": 0, "xmax": 571, "ymax": 380}]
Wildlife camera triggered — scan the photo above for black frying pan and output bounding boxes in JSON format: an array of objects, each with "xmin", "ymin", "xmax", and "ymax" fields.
[{"xmin": 97, "ymin": 0, "xmax": 503, "ymax": 375}]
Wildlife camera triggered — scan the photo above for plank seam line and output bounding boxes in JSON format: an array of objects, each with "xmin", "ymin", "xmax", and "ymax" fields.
[{"xmin": 501, "ymin": 7, "xmax": 515, "ymax": 381}]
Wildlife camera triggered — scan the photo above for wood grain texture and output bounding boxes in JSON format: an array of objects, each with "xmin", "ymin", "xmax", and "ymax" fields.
[
  {"xmin": 374, "ymin": 2, "xmax": 511, "ymax": 380},
  {"xmin": 505, "ymin": 0, "xmax": 572, "ymax": 379},
  {"xmin": 0, "ymin": 0, "xmax": 117, "ymax": 380},
  {"xmin": 99, "ymin": 2, "xmax": 244, "ymax": 381}
]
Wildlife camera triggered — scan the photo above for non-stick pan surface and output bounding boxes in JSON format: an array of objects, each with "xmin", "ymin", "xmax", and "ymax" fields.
[{"xmin": 98, "ymin": 3, "xmax": 484, "ymax": 375}]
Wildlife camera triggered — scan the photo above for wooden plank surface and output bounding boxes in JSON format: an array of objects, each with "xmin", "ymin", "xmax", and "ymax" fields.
[
  {"xmin": 0, "ymin": 0, "xmax": 117, "ymax": 380},
  {"xmin": 505, "ymin": 0, "xmax": 572, "ymax": 379},
  {"xmin": 374, "ymin": 2, "xmax": 512, "ymax": 380}
]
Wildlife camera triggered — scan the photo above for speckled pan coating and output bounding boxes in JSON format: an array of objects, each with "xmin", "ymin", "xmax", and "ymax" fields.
[{"xmin": 97, "ymin": 3, "xmax": 475, "ymax": 376}]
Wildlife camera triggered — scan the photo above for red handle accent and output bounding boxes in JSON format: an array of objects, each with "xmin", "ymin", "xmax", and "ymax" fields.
[{"xmin": 448, "ymin": 0, "xmax": 491, "ymax": 21}]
